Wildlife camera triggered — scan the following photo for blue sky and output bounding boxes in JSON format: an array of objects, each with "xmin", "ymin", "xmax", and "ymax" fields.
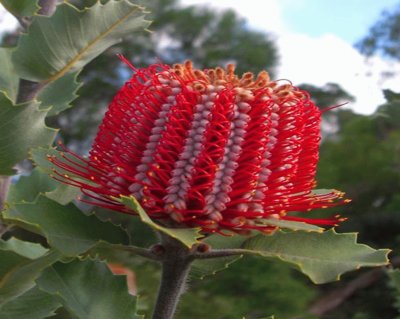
[{"xmin": 281, "ymin": 0, "xmax": 399, "ymax": 43}]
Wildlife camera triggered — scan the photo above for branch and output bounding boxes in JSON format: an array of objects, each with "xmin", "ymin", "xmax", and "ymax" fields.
[
  {"xmin": 38, "ymin": 0, "xmax": 57, "ymax": 16},
  {"xmin": 192, "ymin": 248, "xmax": 250, "ymax": 259},
  {"xmin": 113, "ymin": 245, "xmax": 161, "ymax": 262},
  {"xmin": 309, "ymin": 257, "xmax": 400, "ymax": 316}
]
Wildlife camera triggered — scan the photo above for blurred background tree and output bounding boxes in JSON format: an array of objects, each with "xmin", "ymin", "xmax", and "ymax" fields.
[
  {"xmin": 3, "ymin": 0, "xmax": 400, "ymax": 318},
  {"xmin": 56, "ymin": 0, "xmax": 278, "ymax": 151}
]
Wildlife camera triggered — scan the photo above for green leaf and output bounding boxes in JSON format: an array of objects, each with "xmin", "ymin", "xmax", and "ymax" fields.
[
  {"xmin": 7, "ymin": 167, "xmax": 79, "ymax": 206},
  {"xmin": 37, "ymin": 71, "xmax": 82, "ymax": 116},
  {"xmin": 0, "ymin": 286, "xmax": 61, "ymax": 319},
  {"xmin": 0, "ymin": 237, "xmax": 48, "ymax": 260},
  {"xmin": 93, "ymin": 207, "xmax": 157, "ymax": 247},
  {"xmin": 0, "ymin": 93, "xmax": 57, "ymax": 175},
  {"xmin": 191, "ymin": 255, "xmax": 242, "ymax": 280},
  {"xmin": 37, "ymin": 259, "xmax": 143, "ymax": 319},
  {"xmin": 7, "ymin": 168, "xmax": 58, "ymax": 204},
  {"xmin": 0, "ymin": 48, "xmax": 19, "ymax": 102},
  {"xmin": 260, "ymin": 218, "xmax": 324, "ymax": 232},
  {"xmin": 191, "ymin": 234, "xmax": 245, "ymax": 279},
  {"xmin": 0, "ymin": 240, "xmax": 60, "ymax": 305},
  {"xmin": 45, "ymin": 183, "xmax": 81, "ymax": 206},
  {"xmin": 241, "ymin": 229, "xmax": 390, "ymax": 284},
  {"xmin": 0, "ymin": 0, "xmax": 39, "ymax": 17},
  {"xmin": 2, "ymin": 196, "xmax": 128, "ymax": 256},
  {"xmin": 120, "ymin": 195, "xmax": 203, "ymax": 248},
  {"xmin": 13, "ymin": 1, "xmax": 150, "ymax": 82}
]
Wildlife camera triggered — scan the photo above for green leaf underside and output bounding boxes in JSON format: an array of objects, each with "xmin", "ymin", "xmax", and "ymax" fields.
[
  {"xmin": 0, "ymin": 0, "xmax": 39, "ymax": 17},
  {"xmin": 241, "ymin": 229, "xmax": 390, "ymax": 284},
  {"xmin": 0, "ymin": 238, "xmax": 48, "ymax": 260},
  {"xmin": 0, "ymin": 285, "xmax": 61, "ymax": 319},
  {"xmin": 0, "ymin": 93, "xmax": 57, "ymax": 175},
  {"xmin": 37, "ymin": 71, "xmax": 82, "ymax": 116},
  {"xmin": 13, "ymin": 0, "xmax": 151, "ymax": 82},
  {"xmin": 2, "ymin": 196, "xmax": 128, "ymax": 256},
  {"xmin": 120, "ymin": 195, "xmax": 203, "ymax": 248},
  {"xmin": 37, "ymin": 259, "xmax": 142, "ymax": 319},
  {"xmin": 0, "ymin": 248, "xmax": 61, "ymax": 305},
  {"xmin": 0, "ymin": 48, "xmax": 19, "ymax": 102}
]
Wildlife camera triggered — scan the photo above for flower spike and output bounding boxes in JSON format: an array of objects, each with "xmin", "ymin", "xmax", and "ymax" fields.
[{"xmin": 49, "ymin": 60, "xmax": 348, "ymax": 234}]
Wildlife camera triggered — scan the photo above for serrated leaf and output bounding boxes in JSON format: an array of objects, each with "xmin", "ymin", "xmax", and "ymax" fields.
[
  {"xmin": 13, "ymin": 1, "xmax": 150, "ymax": 82},
  {"xmin": 0, "ymin": 48, "xmax": 19, "ymax": 102},
  {"xmin": 120, "ymin": 195, "xmax": 202, "ymax": 248},
  {"xmin": 45, "ymin": 183, "xmax": 81, "ymax": 206},
  {"xmin": 37, "ymin": 259, "xmax": 143, "ymax": 319},
  {"xmin": 0, "ymin": 93, "xmax": 57, "ymax": 175},
  {"xmin": 0, "ymin": 243, "xmax": 60, "ymax": 305},
  {"xmin": 191, "ymin": 255, "xmax": 242, "ymax": 280},
  {"xmin": 93, "ymin": 207, "xmax": 157, "ymax": 247},
  {"xmin": 7, "ymin": 168, "xmax": 58, "ymax": 204},
  {"xmin": 0, "ymin": 285, "xmax": 61, "ymax": 319},
  {"xmin": 241, "ymin": 229, "xmax": 390, "ymax": 284},
  {"xmin": 191, "ymin": 234, "xmax": 245, "ymax": 279},
  {"xmin": 0, "ymin": 237, "xmax": 47, "ymax": 260},
  {"xmin": 37, "ymin": 71, "xmax": 82, "ymax": 116},
  {"xmin": 7, "ymin": 167, "xmax": 79, "ymax": 206},
  {"xmin": 2, "ymin": 196, "xmax": 128, "ymax": 256},
  {"xmin": 0, "ymin": 0, "xmax": 39, "ymax": 17}
]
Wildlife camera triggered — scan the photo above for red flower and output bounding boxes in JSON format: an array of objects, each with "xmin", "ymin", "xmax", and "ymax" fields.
[{"xmin": 49, "ymin": 60, "xmax": 348, "ymax": 234}]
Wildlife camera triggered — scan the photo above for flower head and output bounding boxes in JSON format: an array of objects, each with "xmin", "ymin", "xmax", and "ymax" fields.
[{"xmin": 50, "ymin": 60, "xmax": 348, "ymax": 234}]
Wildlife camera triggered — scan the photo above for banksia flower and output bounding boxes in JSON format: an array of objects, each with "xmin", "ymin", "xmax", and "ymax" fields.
[{"xmin": 50, "ymin": 60, "xmax": 348, "ymax": 234}]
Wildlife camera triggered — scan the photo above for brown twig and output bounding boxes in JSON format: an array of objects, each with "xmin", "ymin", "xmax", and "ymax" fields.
[{"xmin": 309, "ymin": 257, "xmax": 400, "ymax": 316}]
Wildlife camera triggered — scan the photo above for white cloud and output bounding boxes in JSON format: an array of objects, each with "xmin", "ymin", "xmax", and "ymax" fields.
[
  {"xmin": 277, "ymin": 33, "xmax": 400, "ymax": 114},
  {"xmin": 180, "ymin": 0, "xmax": 286, "ymax": 34},
  {"xmin": 0, "ymin": 4, "xmax": 18, "ymax": 33},
  {"xmin": 181, "ymin": 0, "xmax": 400, "ymax": 115}
]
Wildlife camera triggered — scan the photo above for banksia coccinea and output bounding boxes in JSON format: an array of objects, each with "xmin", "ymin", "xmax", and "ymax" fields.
[{"xmin": 49, "ymin": 60, "xmax": 348, "ymax": 234}]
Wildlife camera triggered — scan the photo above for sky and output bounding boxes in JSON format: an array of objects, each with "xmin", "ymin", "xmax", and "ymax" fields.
[
  {"xmin": 1, "ymin": 0, "xmax": 399, "ymax": 114},
  {"xmin": 180, "ymin": 0, "xmax": 400, "ymax": 115}
]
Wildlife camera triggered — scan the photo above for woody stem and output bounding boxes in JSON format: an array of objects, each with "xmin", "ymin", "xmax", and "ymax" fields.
[{"xmin": 151, "ymin": 234, "xmax": 193, "ymax": 319}]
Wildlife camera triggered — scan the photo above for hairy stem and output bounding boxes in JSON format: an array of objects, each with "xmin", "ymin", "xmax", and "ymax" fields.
[{"xmin": 152, "ymin": 235, "xmax": 193, "ymax": 319}]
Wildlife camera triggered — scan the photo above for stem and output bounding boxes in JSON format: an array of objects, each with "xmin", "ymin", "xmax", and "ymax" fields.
[
  {"xmin": 111, "ymin": 244, "xmax": 161, "ymax": 261},
  {"xmin": 38, "ymin": 0, "xmax": 57, "ymax": 16},
  {"xmin": 16, "ymin": 80, "xmax": 44, "ymax": 104},
  {"xmin": 152, "ymin": 235, "xmax": 193, "ymax": 319},
  {"xmin": 0, "ymin": 176, "xmax": 11, "ymax": 211},
  {"xmin": 193, "ymin": 248, "xmax": 250, "ymax": 259}
]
